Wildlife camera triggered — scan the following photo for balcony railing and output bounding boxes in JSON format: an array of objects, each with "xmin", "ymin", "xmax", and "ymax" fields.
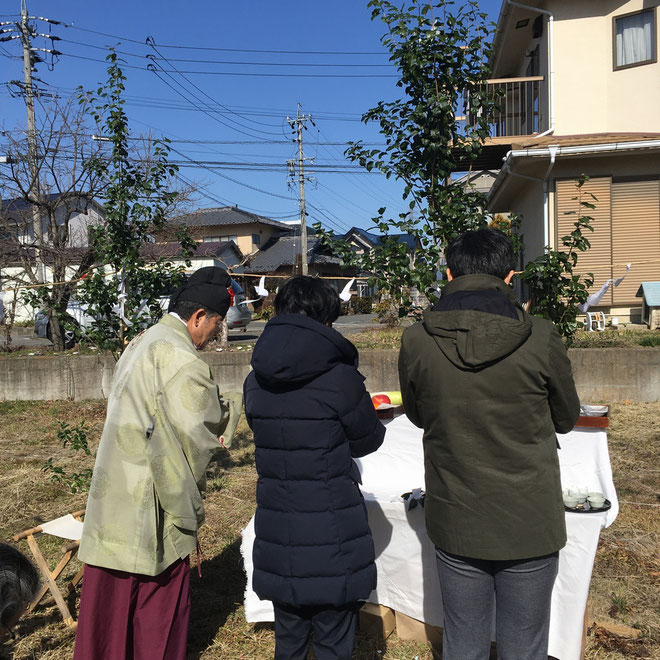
[{"xmin": 457, "ymin": 76, "xmax": 547, "ymax": 138}]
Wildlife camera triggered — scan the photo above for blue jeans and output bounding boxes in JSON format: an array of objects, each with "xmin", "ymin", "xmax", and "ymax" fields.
[{"xmin": 436, "ymin": 549, "xmax": 559, "ymax": 660}]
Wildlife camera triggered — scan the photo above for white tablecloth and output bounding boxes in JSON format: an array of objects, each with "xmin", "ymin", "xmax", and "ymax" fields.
[{"xmin": 242, "ymin": 415, "xmax": 618, "ymax": 660}]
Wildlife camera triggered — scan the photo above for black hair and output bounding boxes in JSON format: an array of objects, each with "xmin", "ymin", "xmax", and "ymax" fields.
[
  {"xmin": 274, "ymin": 276, "xmax": 341, "ymax": 326},
  {"xmin": 445, "ymin": 228, "xmax": 515, "ymax": 279},
  {"xmin": 0, "ymin": 543, "xmax": 39, "ymax": 637},
  {"xmin": 169, "ymin": 300, "xmax": 218, "ymax": 321}
]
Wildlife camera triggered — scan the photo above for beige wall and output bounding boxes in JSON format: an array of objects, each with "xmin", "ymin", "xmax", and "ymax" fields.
[
  {"xmin": 195, "ymin": 222, "xmax": 282, "ymax": 256},
  {"xmin": 493, "ymin": 0, "xmax": 660, "ymax": 135},
  {"xmin": 552, "ymin": 1, "xmax": 660, "ymax": 134}
]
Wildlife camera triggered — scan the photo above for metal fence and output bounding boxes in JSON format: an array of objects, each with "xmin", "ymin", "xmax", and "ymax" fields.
[{"xmin": 457, "ymin": 76, "xmax": 546, "ymax": 138}]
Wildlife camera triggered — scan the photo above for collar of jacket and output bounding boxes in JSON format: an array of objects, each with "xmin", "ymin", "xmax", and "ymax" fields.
[
  {"xmin": 442, "ymin": 273, "xmax": 517, "ymax": 304},
  {"xmin": 159, "ymin": 313, "xmax": 196, "ymax": 349}
]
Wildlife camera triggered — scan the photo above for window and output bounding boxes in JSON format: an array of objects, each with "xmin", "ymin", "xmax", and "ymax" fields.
[
  {"xmin": 203, "ymin": 235, "xmax": 237, "ymax": 243},
  {"xmin": 252, "ymin": 233, "xmax": 261, "ymax": 246},
  {"xmin": 614, "ymin": 9, "xmax": 656, "ymax": 70}
]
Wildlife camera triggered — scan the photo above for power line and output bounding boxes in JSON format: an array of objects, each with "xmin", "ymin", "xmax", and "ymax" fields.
[
  {"xmin": 175, "ymin": 171, "xmax": 297, "ymax": 218},
  {"xmin": 66, "ymin": 24, "xmax": 388, "ymax": 55},
  {"xmin": 58, "ymin": 38, "xmax": 393, "ymax": 67},
  {"xmin": 146, "ymin": 63, "xmax": 273, "ymax": 141},
  {"xmin": 168, "ymin": 145, "xmax": 297, "ymax": 201},
  {"xmin": 146, "ymin": 39, "xmax": 282, "ymax": 134},
  {"xmin": 60, "ymin": 52, "xmax": 398, "ymax": 77}
]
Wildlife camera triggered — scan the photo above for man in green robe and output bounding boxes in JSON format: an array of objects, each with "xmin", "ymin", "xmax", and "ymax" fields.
[{"xmin": 74, "ymin": 267, "xmax": 241, "ymax": 660}]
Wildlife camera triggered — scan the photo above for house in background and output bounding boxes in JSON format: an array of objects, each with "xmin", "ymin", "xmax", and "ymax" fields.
[
  {"xmin": 453, "ymin": 170, "xmax": 499, "ymax": 196},
  {"xmin": 462, "ymin": 0, "xmax": 660, "ymax": 323},
  {"xmin": 0, "ymin": 194, "xmax": 106, "ymax": 322},
  {"xmin": 244, "ymin": 233, "xmax": 345, "ymax": 278},
  {"xmin": 1, "ymin": 193, "xmax": 105, "ymax": 248},
  {"xmin": 341, "ymin": 226, "xmax": 419, "ymax": 299},
  {"xmin": 164, "ymin": 206, "xmax": 290, "ymax": 257}
]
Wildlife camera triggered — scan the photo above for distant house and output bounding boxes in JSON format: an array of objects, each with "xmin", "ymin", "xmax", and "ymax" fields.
[
  {"xmin": 341, "ymin": 227, "xmax": 419, "ymax": 300},
  {"xmin": 475, "ymin": 0, "xmax": 660, "ymax": 322},
  {"xmin": 0, "ymin": 193, "xmax": 104, "ymax": 248},
  {"xmin": 141, "ymin": 240, "xmax": 244, "ymax": 272},
  {"xmin": 453, "ymin": 170, "xmax": 499, "ymax": 196},
  {"xmin": 165, "ymin": 206, "xmax": 290, "ymax": 257},
  {"xmin": 0, "ymin": 193, "xmax": 105, "ymax": 322},
  {"xmin": 244, "ymin": 234, "xmax": 344, "ymax": 277}
]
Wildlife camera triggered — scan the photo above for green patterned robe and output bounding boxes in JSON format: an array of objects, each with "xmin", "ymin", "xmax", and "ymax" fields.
[{"xmin": 78, "ymin": 314, "xmax": 241, "ymax": 576}]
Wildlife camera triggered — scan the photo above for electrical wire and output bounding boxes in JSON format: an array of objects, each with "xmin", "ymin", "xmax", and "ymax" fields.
[
  {"xmin": 146, "ymin": 63, "xmax": 273, "ymax": 141},
  {"xmin": 146, "ymin": 39, "xmax": 282, "ymax": 134},
  {"xmin": 168, "ymin": 145, "xmax": 297, "ymax": 201},
  {"xmin": 58, "ymin": 38, "xmax": 393, "ymax": 67},
  {"xmin": 60, "ymin": 52, "xmax": 397, "ymax": 77},
  {"xmin": 66, "ymin": 24, "xmax": 388, "ymax": 55},
  {"xmin": 175, "ymin": 171, "xmax": 297, "ymax": 218}
]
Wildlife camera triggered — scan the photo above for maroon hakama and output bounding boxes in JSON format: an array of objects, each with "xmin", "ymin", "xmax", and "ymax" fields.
[{"xmin": 73, "ymin": 557, "xmax": 190, "ymax": 660}]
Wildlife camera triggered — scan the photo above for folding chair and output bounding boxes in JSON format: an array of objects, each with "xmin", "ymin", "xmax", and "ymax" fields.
[
  {"xmin": 584, "ymin": 311, "xmax": 606, "ymax": 332},
  {"xmin": 12, "ymin": 510, "xmax": 85, "ymax": 628}
]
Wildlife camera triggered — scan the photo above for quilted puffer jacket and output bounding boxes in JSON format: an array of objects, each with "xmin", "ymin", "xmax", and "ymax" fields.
[{"xmin": 244, "ymin": 313, "xmax": 385, "ymax": 607}]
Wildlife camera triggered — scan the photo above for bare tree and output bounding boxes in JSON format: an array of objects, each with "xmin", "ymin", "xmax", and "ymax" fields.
[
  {"xmin": 0, "ymin": 95, "xmax": 199, "ymax": 351},
  {"xmin": 0, "ymin": 95, "xmax": 106, "ymax": 350}
]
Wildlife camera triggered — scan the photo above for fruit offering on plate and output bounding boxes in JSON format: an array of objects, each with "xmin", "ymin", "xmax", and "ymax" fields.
[{"xmin": 371, "ymin": 391, "xmax": 403, "ymax": 409}]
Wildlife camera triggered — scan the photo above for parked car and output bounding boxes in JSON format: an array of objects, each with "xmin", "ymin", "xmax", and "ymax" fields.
[
  {"xmin": 226, "ymin": 279, "xmax": 252, "ymax": 330},
  {"xmin": 35, "ymin": 278, "xmax": 251, "ymax": 346}
]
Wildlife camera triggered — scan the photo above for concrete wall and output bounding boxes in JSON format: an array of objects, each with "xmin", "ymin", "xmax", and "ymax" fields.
[{"xmin": 0, "ymin": 349, "xmax": 658, "ymax": 403}]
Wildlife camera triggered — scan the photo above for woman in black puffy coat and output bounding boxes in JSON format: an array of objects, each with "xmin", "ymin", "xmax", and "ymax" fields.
[{"xmin": 244, "ymin": 276, "xmax": 385, "ymax": 660}]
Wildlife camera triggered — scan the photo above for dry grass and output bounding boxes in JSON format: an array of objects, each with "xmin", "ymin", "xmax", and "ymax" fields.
[{"xmin": 0, "ymin": 400, "xmax": 658, "ymax": 659}]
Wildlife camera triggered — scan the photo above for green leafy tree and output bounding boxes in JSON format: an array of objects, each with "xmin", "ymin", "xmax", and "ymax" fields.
[
  {"xmin": 315, "ymin": 0, "xmax": 497, "ymax": 319},
  {"xmin": 75, "ymin": 52, "xmax": 195, "ymax": 353},
  {"xmin": 520, "ymin": 175, "xmax": 595, "ymax": 345},
  {"xmin": 42, "ymin": 421, "xmax": 94, "ymax": 493}
]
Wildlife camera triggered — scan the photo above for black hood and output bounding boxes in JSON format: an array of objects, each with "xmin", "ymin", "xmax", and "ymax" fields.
[
  {"xmin": 250, "ymin": 313, "xmax": 358, "ymax": 388},
  {"xmin": 423, "ymin": 274, "xmax": 532, "ymax": 370}
]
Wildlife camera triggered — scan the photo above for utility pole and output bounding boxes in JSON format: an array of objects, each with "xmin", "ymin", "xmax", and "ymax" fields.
[
  {"xmin": 287, "ymin": 104, "xmax": 313, "ymax": 276},
  {"xmin": 18, "ymin": 0, "xmax": 44, "ymax": 282}
]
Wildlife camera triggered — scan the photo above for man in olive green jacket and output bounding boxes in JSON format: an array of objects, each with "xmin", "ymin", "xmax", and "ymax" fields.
[
  {"xmin": 398, "ymin": 229, "xmax": 580, "ymax": 660},
  {"xmin": 74, "ymin": 267, "xmax": 241, "ymax": 660}
]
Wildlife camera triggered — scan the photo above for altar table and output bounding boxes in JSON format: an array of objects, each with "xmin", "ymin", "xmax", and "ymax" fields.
[{"xmin": 242, "ymin": 415, "xmax": 618, "ymax": 660}]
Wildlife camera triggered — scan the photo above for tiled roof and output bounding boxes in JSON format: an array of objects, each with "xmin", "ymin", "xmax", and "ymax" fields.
[
  {"xmin": 509, "ymin": 133, "xmax": 660, "ymax": 151},
  {"xmin": 346, "ymin": 226, "xmax": 417, "ymax": 250},
  {"xmin": 142, "ymin": 241, "xmax": 241, "ymax": 260},
  {"xmin": 245, "ymin": 236, "xmax": 341, "ymax": 273},
  {"xmin": 636, "ymin": 282, "xmax": 660, "ymax": 307},
  {"xmin": 1, "ymin": 193, "xmax": 103, "ymax": 215},
  {"xmin": 170, "ymin": 206, "xmax": 291, "ymax": 230}
]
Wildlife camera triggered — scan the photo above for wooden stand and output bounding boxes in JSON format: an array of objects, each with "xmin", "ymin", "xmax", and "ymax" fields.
[{"xmin": 12, "ymin": 510, "xmax": 85, "ymax": 628}]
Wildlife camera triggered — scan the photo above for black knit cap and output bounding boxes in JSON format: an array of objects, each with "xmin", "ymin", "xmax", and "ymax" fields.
[{"xmin": 168, "ymin": 266, "xmax": 233, "ymax": 317}]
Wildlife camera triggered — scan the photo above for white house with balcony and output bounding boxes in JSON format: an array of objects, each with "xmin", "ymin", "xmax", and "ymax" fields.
[{"xmin": 458, "ymin": 0, "xmax": 660, "ymax": 323}]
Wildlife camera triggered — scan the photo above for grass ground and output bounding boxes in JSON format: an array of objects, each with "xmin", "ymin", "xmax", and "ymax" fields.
[{"xmin": 0, "ymin": 400, "xmax": 658, "ymax": 659}]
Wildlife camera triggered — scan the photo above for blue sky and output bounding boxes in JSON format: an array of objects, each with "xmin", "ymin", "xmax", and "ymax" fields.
[{"xmin": 1, "ymin": 1, "xmax": 502, "ymax": 234}]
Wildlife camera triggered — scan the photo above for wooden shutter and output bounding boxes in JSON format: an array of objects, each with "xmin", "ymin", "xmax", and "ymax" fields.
[
  {"xmin": 555, "ymin": 177, "xmax": 612, "ymax": 304},
  {"xmin": 611, "ymin": 180, "xmax": 660, "ymax": 305}
]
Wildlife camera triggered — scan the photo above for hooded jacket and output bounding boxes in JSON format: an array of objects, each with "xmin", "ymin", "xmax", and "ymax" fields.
[
  {"xmin": 244, "ymin": 313, "xmax": 385, "ymax": 607},
  {"xmin": 398, "ymin": 274, "xmax": 580, "ymax": 561}
]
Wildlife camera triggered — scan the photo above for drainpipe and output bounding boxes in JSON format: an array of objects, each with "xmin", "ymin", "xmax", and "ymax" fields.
[
  {"xmin": 495, "ymin": 144, "xmax": 558, "ymax": 252},
  {"xmin": 505, "ymin": 0, "xmax": 555, "ymax": 137},
  {"xmin": 542, "ymin": 145, "xmax": 559, "ymax": 248}
]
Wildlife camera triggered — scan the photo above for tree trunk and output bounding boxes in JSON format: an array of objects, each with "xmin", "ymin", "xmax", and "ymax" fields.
[
  {"xmin": 218, "ymin": 317, "xmax": 228, "ymax": 349},
  {"xmin": 48, "ymin": 312, "xmax": 67, "ymax": 351}
]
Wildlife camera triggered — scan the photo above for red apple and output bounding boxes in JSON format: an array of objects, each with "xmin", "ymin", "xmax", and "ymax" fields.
[{"xmin": 371, "ymin": 393, "xmax": 391, "ymax": 409}]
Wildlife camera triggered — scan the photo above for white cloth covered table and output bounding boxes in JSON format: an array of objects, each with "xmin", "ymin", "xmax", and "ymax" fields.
[{"xmin": 242, "ymin": 415, "xmax": 618, "ymax": 660}]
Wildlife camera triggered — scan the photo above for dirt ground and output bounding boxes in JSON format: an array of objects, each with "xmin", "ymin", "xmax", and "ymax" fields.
[{"xmin": 0, "ymin": 400, "xmax": 657, "ymax": 659}]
